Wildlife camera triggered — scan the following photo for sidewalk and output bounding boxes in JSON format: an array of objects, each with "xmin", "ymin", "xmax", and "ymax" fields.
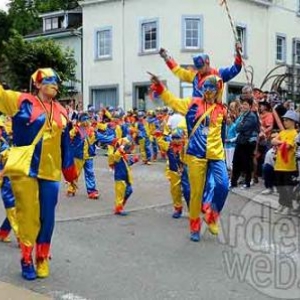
[
  {"xmin": 0, "ymin": 281, "xmax": 51, "ymax": 300},
  {"xmin": 230, "ymin": 179, "xmax": 280, "ymax": 209}
]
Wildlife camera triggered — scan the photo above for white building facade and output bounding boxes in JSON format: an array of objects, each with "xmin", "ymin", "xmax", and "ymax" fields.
[{"xmin": 80, "ymin": 0, "xmax": 300, "ymax": 110}]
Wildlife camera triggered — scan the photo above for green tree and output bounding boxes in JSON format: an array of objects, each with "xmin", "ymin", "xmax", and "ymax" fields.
[
  {"xmin": 0, "ymin": 11, "xmax": 13, "ymax": 57},
  {"xmin": 35, "ymin": 0, "xmax": 80, "ymax": 13},
  {"xmin": 1, "ymin": 30, "xmax": 77, "ymax": 97},
  {"xmin": 6, "ymin": 0, "xmax": 81, "ymax": 35},
  {"xmin": 7, "ymin": 0, "xmax": 41, "ymax": 36}
]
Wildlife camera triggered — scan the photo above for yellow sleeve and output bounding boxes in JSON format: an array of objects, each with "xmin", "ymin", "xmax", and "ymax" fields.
[
  {"xmin": 156, "ymin": 136, "xmax": 170, "ymax": 152},
  {"xmin": 69, "ymin": 127, "xmax": 77, "ymax": 139},
  {"xmin": 97, "ymin": 123, "xmax": 107, "ymax": 131},
  {"xmin": 88, "ymin": 132, "xmax": 96, "ymax": 145},
  {"xmin": 160, "ymin": 90, "xmax": 191, "ymax": 116},
  {"xmin": 113, "ymin": 149, "xmax": 123, "ymax": 163},
  {"xmin": 0, "ymin": 85, "xmax": 21, "ymax": 116},
  {"xmin": 172, "ymin": 66, "xmax": 196, "ymax": 83}
]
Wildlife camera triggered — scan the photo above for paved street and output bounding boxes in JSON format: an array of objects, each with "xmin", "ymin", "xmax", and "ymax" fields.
[{"xmin": 0, "ymin": 156, "xmax": 299, "ymax": 300}]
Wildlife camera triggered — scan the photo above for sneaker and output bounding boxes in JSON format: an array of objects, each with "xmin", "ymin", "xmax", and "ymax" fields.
[
  {"xmin": 172, "ymin": 210, "xmax": 182, "ymax": 219},
  {"xmin": 66, "ymin": 191, "xmax": 75, "ymax": 197},
  {"xmin": 230, "ymin": 187, "xmax": 238, "ymax": 193},
  {"xmin": 114, "ymin": 211, "xmax": 129, "ymax": 216},
  {"xmin": 240, "ymin": 184, "xmax": 250, "ymax": 190},
  {"xmin": 88, "ymin": 191, "xmax": 99, "ymax": 200},
  {"xmin": 36, "ymin": 258, "xmax": 49, "ymax": 278},
  {"xmin": 21, "ymin": 259, "xmax": 36, "ymax": 281},
  {"xmin": 0, "ymin": 235, "xmax": 11, "ymax": 243},
  {"xmin": 261, "ymin": 188, "xmax": 273, "ymax": 195},
  {"xmin": 190, "ymin": 231, "xmax": 200, "ymax": 242}
]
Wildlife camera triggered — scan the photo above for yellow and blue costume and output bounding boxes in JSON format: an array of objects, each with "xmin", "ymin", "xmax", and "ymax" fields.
[
  {"xmin": 155, "ymin": 128, "xmax": 190, "ymax": 218},
  {"xmin": 0, "ymin": 68, "xmax": 77, "ymax": 280},
  {"xmin": 68, "ymin": 113, "xmax": 115, "ymax": 198},
  {"xmin": 146, "ymin": 111, "xmax": 160, "ymax": 161},
  {"xmin": 134, "ymin": 111, "xmax": 152, "ymax": 164},
  {"xmin": 160, "ymin": 48, "xmax": 242, "ymax": 229},
  {"xmin": 151, "ymin": 75, "xmax": 229, "ymax": 242},
  {"xmin": 113, "ymin": 137, "xmax": 139, "ymax": 215}
]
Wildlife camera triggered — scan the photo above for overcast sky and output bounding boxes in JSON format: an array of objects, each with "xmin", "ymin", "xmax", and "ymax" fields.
[{"xmin": 0, "ymin": 0, "xmax": 9, "ymax": 12}]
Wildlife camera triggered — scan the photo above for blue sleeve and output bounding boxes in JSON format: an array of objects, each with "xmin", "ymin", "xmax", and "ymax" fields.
[
  {"xmin": 96, "ymin": 131, "xmax": 115, "ymax": 145},
  {"xmin": 218, "ymin": 62, "xmax": 242, "ymax": 83}
]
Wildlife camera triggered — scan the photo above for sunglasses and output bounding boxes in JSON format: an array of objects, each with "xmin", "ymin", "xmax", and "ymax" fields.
[
  {"xmin": 41, "ymin": 76, "xmax": 59, "ymax": 85},
  {"xmin": 203, "ymin": 83, "xmax": 217, "ymax": 92}
]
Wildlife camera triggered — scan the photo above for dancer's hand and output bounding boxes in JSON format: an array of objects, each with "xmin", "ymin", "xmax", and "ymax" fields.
[
  {"xmin": 159, "ymin": 48, "xmax": 169, "ymax": 60},
  {"xmin": 148, "ymin": 72, "xmax": 165, "ymax": 96},
  {"xmin": 235, "ymin": 41, "xmax": 242, "ymax": 56}
]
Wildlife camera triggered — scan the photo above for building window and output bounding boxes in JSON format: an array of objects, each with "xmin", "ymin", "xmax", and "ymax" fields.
[
  {"xmin": 45, "ymin": 17, "xmax": 58, "ymax": 31},
  {"xmin": 295, "ymin": 40, "xmax": 300, "ymax": 65},
  {"xmin": 91, "ymin": 87, "xmax": 118, "ymax": 109},
  {"xmin": 140, "ymin": 19, "xmax": 159, "ymax": 53},
  {"xmin": 95, "ymin": 27, "xmax": 112, "ymax": 60},
  {"xmin": 276, "ymin": 34, "xmax": 286, "ymax": 62},
  {"xmin": 236, "ymin": 24, "xmax": 247, "ymax": 57},
  {"xmin": 182, "ymin": 16, "xmax": 203, "ymax": 50}
]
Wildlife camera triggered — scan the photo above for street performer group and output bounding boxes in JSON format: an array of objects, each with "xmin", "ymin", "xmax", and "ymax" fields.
[{"xmin": 2, "ymin": 39, "xmax": 286, "ymax": 281}]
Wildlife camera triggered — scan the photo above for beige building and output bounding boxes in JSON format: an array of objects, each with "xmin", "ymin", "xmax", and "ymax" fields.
[{"xmin": 79, "ymin": 0, "xmax": 300, "ymax": 110}]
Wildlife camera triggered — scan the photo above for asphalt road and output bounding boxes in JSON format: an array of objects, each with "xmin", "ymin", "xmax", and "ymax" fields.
[{"xmin": 0, "ymin": 156, "xmax": 299, "ymax": 300}]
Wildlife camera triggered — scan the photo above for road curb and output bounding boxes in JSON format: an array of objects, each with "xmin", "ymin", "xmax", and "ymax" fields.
[{"xmin": 0, "ymin": 281, "xmax": 51, "ymax": 300}]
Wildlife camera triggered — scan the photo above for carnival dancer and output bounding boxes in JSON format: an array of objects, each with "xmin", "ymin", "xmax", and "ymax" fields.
[
  {"xmin": 134, "ymin": 111, "xmax": 152, "ymax": 165},
  {"xmin": 159, "ymin": 43, "xmax": 242, "ymax": 94},
  {"xmin": 113, "ymin": 137, "xmax": 139, "ymax": 215},
  {"xmin": 67, "ymin": 112, "xmax": 114, "ymax": 199},
  {"xmin": 155, "ymin": 127, "xmax": 190, "ymax": 218},
  {"xmin": 158, "ymin": 42, "xmax": 242, "ymax": 214},
  {"xmin": 150, "ymin": 74, "xmax": 228, "ymax": 242},
  {"xmin": 0, "ymin": 68, "xmax": 78, "ymax": 280},
  {"xmin": 146, "ymin": 110, "xmax": 160, "ymax": 161},
  {"xmin": 0, "ymin": 121, "xmax": 18, "ymax": 243}
]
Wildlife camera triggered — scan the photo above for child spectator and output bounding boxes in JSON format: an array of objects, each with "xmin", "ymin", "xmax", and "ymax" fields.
[
  {"xmin": 272, "ymin": 110, "xmax": 299, "ymax": 214},
  {"xmin": 261, "ymin": 146, "xmax": 276, "ymax": 195}
]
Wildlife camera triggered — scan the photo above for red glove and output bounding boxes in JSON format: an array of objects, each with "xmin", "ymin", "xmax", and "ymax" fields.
[
  {"xmin": 111, "ymin": 138, "xmax": 119, "ymax": 147},
  {"xmin": 153, "ymin": 130, "xmax": 163, "ymax": 138},
  {"xmin": 63, "ymin": 164, "xmax": 78, "ymax": 183},
  {"xmin": 150, "ymin": 82, "xmax": 165, "ymax": 96},
  {"xmin": 235, "ymin": 42, "xmax": 242, "ymax": 66},
  {"xmin": 133, "ymin": 155, "xmax": 139, "ymax": 163}
]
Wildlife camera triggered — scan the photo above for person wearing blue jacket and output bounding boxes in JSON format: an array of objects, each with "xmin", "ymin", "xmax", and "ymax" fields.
[{"xmin": 231, "ymin": 97, "xmax": 260, "ymax": 189}]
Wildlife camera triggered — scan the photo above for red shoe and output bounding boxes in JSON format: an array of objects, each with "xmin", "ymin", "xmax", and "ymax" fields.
[{"xmin": 88, "ymin": 191, "xmax": 99, "ymax": 200}]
